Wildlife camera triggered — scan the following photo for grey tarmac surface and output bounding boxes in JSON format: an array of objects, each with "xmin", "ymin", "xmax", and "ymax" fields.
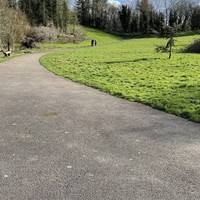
[{"xmin": 0, "ymin": 53, "xmax": 200, "ymax": 200}]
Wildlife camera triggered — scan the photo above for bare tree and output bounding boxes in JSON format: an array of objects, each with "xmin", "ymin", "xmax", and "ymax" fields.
[{"xmin": 0, "ymin": 0, "xmax": 29, "ymax": 51}]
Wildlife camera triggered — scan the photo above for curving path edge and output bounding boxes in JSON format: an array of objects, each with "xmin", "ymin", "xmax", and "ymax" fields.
[{"xmin": 0, "ymin": 53, "xmax": 200, "ymax": 200}]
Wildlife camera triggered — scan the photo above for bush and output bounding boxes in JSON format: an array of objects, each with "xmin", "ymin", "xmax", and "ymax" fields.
[
  {"xmin": 33, "ymin": 25, "xmax": 60, "ymax": 42},
  {"xmin": 184, "ymin": 39, "xmax": 200, "ymax": 53},
  {"xmin": 33, "ymin": 25, "xmax": 86, "ymax": 43},
  {"xmin": 20, "ymin": 24, "xmax": 86, "ymax": 48},
  {"xmin": 21, "ymin": 37, "xmax": 35, "ymax": 49},
  {"xmin": 66, "ymin": 25, "xmax": 86, "ymax": 43},
  {"xmin": 25, "ymin": 28, "xmax": 45, "ymax": 42}
]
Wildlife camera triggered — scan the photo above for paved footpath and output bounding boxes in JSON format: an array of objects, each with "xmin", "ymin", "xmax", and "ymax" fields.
[{"xmin": 0, "ymin": 53, "xmax": 200, "ymax": 200}]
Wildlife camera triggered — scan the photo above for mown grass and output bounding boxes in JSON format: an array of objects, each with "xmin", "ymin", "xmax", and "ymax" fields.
[
  {"xmin": 41, "ymin": 28, "xmax": 200, "ymax": 122},
  {"xmin": 0, "ymin": 56, "xmax": 7, "ymax": 63}
]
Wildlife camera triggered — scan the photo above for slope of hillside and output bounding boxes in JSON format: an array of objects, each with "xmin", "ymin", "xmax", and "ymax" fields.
[
  {"xmin": 38, "ymin": 27, "xmax": 122, "ymax": 50},
  {"xmin": 41, "ymin": 28, "xmax": 200, "ymax": 122},
  {"xmin": 83, "ymin": 27, "xmax": 122, "ymax": 44}
]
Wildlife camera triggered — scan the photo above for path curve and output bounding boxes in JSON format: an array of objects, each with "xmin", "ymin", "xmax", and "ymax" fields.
[{"xmin": 0, "ymin": 53, "xmax": 200, "ymax": 200}]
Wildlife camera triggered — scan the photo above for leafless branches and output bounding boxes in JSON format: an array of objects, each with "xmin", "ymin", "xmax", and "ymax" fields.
[{"xmin": 0, "ymin": 0, "xmax": 29, "ymax": 50}]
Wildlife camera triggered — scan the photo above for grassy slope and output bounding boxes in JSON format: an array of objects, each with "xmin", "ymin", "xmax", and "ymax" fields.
[
  {"xmin": 41, "ymin": 28, "xmax": 200, "ymax": 122},
  {"xmin": 38, "ymin": 27, "xmax": 122, "ymax": 50}
]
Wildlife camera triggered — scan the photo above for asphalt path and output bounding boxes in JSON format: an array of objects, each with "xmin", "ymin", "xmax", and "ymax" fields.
[{"xmin": 0, "ymin": 53, "xmax": 200, "ymax": 200}]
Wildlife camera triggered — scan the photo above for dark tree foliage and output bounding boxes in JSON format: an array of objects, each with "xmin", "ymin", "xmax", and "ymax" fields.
[
  {"xmin": 10, "ymin": 0, "xmax": 68, "ymax": 31},
  {"xmin": 169, "ymin": 9, "xmax": 178, "ymax": 27},
  {"xmin": 21, "ymin": 37, "xmax": 35, "ymax": 48},
  {"xmin": 191, "ymin": 6, "xmax": 200, "ymax": 30},
  {"xmin": 152, "ymin": 12, "xmax": 165, "ymax": 32},
  {"xmin": 130, "ymin": 12, "xmax": 139, "ymax": 33},
  {"xmin": 76, "ymin": 0, "xmax": 91, "ymax": 26},
  {"xmin": 119, "ymin": 5, "xmax": 131, "ymax": 32},
  {"xmin": 76, "ymin": 0, "xmax": 200, "ymax": 35},
  {"xmin": 138, "ymin": 0, "xmax": 150, "ymax": 33},
  {"xmin": 76, "ymin": 0, "xmax": 107, "ymax": 29}
]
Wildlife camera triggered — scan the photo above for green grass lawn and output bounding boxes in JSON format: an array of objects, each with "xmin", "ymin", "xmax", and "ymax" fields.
[
  {"xmin": 41, "ymin": 28, "xmax": 200, "ymax": 122},
  {"xmin": 0, "ymin": 56, "xmax": 6, "ymax": 63}
]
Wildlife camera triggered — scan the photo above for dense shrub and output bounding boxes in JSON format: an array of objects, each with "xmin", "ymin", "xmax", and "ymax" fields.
[
  {"xmin": 67, "ymin": 25, "xmax": 86, "ymax": 43},
  {"xmin": 25, "ymin": 28, "xmax": 45, "ymax": 42},
  {"xmin": 33, "ymin": 26, "xmax": 60, "ymax": 42},
  {"xmin": 184, "ymin": 39, "xmax": 200, "ymax": 53},
  {"xmin": 20, "ymin": 25, "xmax": 86, "ymax": 48},
  {"xmin": 32, "ymin": 25, "xmax": 86, "ymax": 43},
  {"xmin": 21, "ymin": 25, "xmax": 85, "ymax": 48},
  {"xmin": 21, "ymin": 37, "xmax": 35, "ymax": 49}
]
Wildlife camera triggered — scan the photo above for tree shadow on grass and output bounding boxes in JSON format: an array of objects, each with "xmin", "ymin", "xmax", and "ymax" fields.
[{"xmin": 99, "ymin": 57, "xmax": 160, "ymax": 64}]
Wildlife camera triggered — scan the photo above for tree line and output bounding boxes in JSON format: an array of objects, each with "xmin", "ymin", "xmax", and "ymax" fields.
[
  {"xmin": 0, "ymin": 0, "xmax": 72, "ymax": 51},
  {"xmin": 76, "ymin": 0, "xmax": 200, "ymax": 34},
  {"xmin": 1, "ymin": 0, "xmax": 200, "ymax": 51},
  {"xmin": 7, "ymin": 0, "xmax": 69, "ymax": 31}
]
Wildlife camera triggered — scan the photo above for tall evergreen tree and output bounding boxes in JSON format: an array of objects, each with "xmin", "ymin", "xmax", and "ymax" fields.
[
  {"xmin": 18, "ymin": 0, "xmax": 68, "ymax": 31},
  {"xmin": 76, "ymin": 0, "xmax": 91, "ymax": 25},
  {"xmin": 169, "ymin": 9, "xmax": 178, "ymax": 27},
  {"xmin": 119, "ymin": 5, "xmax": 131, "ymax": 33},
  {"xmin": 91, "ymin": 0, "xmax": 107, "ymax": 28},
  {"xmin": 139, "ymin": 0, "xmax": 150, "ymax": 33},
  {"xmin": 191, "ymin": 6, "xmax": 200, "ymax": 30}
]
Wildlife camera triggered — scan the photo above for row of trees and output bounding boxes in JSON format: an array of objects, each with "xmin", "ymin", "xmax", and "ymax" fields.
[
  {"xmin": 76, "ymin": 0, "xmax": 200, "ymax": 34},
  {"xmin": 76, "ymin": 0, "xmax": 120, "ymax": 31},
  {"xmin": 0, "ymin": 0, "xmax": 74, "ymax": 51},
  {"xmin": 7, "ymin": 0, "xmax": 69, "ymax": 32}
]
